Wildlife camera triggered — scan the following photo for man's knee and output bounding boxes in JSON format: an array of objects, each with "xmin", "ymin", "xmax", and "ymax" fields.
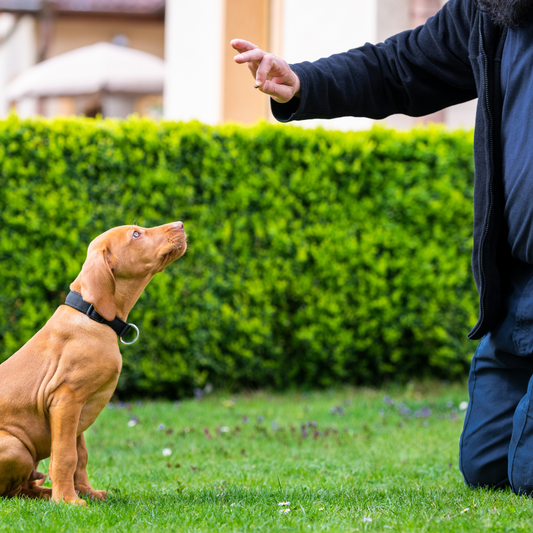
[
  {"xmin": 460, "ymin": 444, "xmax": 509, "ymax": 489},
  {"xmin": 509, "ymin": 462, "xmax": 533, "ymax": 496},
  {"xmin": 509, "ymin": 478, "xmax": 533, "ymax": 496}
]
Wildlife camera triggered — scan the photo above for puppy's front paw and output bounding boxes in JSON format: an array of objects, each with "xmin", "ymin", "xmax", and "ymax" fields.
[
  {"xmin": 75, "ymin": 486, "xmax": 107, "ymax": 501},
  {"xmin": 52, "ymin": 495, "xmax": 87, "ymax": 506}
]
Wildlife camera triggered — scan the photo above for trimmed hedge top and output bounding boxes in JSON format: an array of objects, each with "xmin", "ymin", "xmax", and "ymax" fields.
[{"xmin": 0, "ymin": 115, "xmax": 477, "ymax": 396}]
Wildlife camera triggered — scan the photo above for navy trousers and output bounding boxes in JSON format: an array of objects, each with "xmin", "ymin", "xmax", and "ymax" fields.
[{"xmin": 460, "ymin": 259, "xmax": 533, "ymax": 494}]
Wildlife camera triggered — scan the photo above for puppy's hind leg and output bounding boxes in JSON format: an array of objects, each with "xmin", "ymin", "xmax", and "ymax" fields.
[
  {"xmin": 0, "ymin": 431, "xmax": 34, "ymax": 498},
  {"xmin": 18, "ymin": 465, "xmax": 53, "ymax": 500},
  {"xmin": 29, "ymin": 463, "xmax": 46, "ymax": 484}
]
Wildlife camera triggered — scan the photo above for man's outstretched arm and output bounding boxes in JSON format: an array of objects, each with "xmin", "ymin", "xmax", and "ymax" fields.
[{"xmin": 232, "ymin": 0, "xmax": 477, "ymax": 122}]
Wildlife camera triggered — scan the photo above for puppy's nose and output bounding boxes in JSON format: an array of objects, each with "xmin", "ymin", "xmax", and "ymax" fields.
[{"xmin": 174, "ymin": 221, "xmax": 184, "ymax": 230}]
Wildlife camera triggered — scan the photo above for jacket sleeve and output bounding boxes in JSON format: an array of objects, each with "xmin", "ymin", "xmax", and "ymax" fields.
[{"xmin": 272, "ymin": 0, "xmax": 478, "ymax": 122}]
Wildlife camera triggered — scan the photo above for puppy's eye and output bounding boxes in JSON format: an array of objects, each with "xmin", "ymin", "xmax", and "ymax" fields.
[{"xmin": 132, "ymin": 231, "xmax": 141, "ymax": 239}]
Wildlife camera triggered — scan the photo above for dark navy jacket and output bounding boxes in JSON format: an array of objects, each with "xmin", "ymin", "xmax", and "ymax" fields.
[{"xmin": 271, "ymin": 0, "xmax": 507, "ymax": 340}]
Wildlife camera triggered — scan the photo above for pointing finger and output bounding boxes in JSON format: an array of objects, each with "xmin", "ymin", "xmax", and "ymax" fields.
[
  {"xmin": 230, "ymin": 39, "xmax": 258, "ymax": 54},
  {"xmin": 233, "ymin": 48, "xmax": 266, "ymax": 64}
]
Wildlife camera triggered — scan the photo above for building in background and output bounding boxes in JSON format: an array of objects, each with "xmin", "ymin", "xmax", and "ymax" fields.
[
  {"xmin": 0, "ymin": 0, "xmax": 164, "ymax": 118},
  {"xmin": 5, "ymin": 42, "xmax": 165, "ymax": 117},
  {"xmin": 0, "ymin": 0, "xmax": 475, "ymax": 129}
]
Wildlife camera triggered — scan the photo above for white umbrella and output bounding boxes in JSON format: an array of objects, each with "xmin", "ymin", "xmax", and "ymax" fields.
[{"xmin": 5, "ymin": 42, "xmax": 164, "ymax": 100}]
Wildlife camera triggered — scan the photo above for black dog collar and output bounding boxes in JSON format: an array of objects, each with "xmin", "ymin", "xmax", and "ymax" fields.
[{"xmin": 64, "ymin": 291, "xmax": 139, "ymax": 345}]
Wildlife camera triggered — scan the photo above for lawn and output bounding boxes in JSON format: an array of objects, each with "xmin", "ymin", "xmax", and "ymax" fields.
[{"xmin": 1, "ymin": 382, "xmax": 532, "ymax": 532}]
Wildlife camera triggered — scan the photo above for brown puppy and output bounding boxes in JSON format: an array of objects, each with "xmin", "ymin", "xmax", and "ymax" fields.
[{"xmin": 0, "ymin": 221, "xmax": 187, "ymax": 505}]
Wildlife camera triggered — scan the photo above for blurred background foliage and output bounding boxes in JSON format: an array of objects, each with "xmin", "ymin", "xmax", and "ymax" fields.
[{"xmin": 0, "ymin": 115, "xmax": 477, "ymax": 397}]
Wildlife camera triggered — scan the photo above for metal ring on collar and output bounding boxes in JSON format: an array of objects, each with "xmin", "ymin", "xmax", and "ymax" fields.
[{"xmin": 120, "ymin": 323, "xmax": 140, "ymax": 345}]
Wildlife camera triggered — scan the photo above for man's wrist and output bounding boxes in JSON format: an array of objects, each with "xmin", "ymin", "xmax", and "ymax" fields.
[
  {"xmin": 270, "ymin": 93, "xmax": 301, "ymax": 122},
  {"xmin": 292, "ymin": 74, "xmax": 301, "ymax": 99}
]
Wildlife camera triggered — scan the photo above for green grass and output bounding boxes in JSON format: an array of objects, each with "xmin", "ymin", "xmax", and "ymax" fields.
[{"xmin": 1, "ymin": 383, "xmax": 532, "ymax": 532}]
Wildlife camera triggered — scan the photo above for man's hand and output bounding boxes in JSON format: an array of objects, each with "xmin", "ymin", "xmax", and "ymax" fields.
[{"xmin": 231, "ymin": 39, "xmax": 301, "ymax": 103}]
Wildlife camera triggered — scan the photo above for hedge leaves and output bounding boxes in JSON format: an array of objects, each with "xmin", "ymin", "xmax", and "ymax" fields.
[{"xmin": 0, "ymin": 116, "xmax": 477, "ymax": 396}]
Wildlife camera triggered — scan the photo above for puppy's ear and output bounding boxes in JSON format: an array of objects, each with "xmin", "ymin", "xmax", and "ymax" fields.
[{"xmin": 79, "ymin": 246, "xmax": 116, "ymax": 321}]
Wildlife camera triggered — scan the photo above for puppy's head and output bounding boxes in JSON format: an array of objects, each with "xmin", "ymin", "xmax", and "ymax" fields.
[{"xmin": 72, "ymin": 222, "xmax": 187, "ymax": 320}]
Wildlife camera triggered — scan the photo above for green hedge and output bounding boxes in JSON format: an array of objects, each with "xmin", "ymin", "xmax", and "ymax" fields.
[{"xmin": 0, "ymin": 115, "xmax": 477, "ymax": 396}]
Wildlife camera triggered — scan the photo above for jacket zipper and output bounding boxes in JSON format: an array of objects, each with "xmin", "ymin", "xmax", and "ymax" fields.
[{"xmin": 471, "ymin": 16, "xmax": 494, "ymax": 338}]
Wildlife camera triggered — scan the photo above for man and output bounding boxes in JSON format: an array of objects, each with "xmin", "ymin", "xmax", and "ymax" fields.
[{"xmin": 232, "ymin": 0, "xmax": 533, "ymax": 495}]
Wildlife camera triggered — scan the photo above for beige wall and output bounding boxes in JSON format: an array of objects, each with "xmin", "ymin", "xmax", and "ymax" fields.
[
  {"xmin": 45, "ymin": 15, "xmax": 164, "ymax": 59},
  {"xmin": 222, "ymin": 0, "xmax": 270, "ymax": 124}
]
